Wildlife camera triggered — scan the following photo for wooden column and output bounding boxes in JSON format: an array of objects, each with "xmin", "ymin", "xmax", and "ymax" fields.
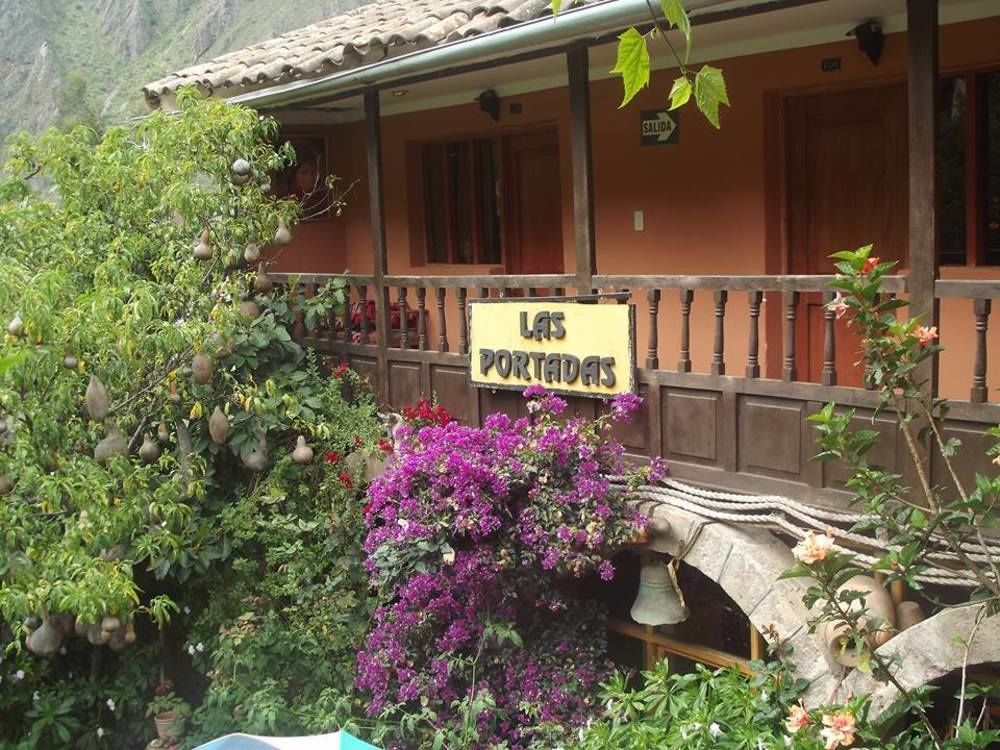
[
  {"xmin": 907, "ymin": 0, "xmax": 940, "ymax": 395},
  {"xmin": 567, "ymin": 43, "xmax": 596, "ymax": 293},
  {"xmin": 365, "ymin": 87, "xmax": 391, "ymax": 405}
]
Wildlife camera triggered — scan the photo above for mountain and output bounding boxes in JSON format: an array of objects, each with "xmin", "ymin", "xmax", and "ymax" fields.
[{"xmin": 0, "ymin": 0, "xmax": 372, "ymax": 145}]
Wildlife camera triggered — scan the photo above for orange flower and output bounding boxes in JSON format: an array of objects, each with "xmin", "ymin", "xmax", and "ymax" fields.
[
  {"xmin": 784, "ymin": 703, "xmax": 811, "ymax": 734},
  {"xmin": 861, "ymin": 256, "xmax": 880, "ymax": 274},
  {"xmin": 792, "ymin": 529, "xmax": 836, "ymax": 564},
  {"xmin": 916, "ymin": 325, "xmax": 938, "ymax": 348},
  {"xmin": 820, "ymin": 709, "xmax": 857, "ymax": 749}
]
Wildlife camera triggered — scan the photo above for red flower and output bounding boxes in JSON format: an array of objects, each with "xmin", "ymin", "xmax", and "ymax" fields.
[
  {"xmin": 333, "ymin": 361, "xmax": 350, "ymax": 379},
  {"xmin": 378, "ymin": 438, "xmax": 393, "ymax": 453},
  {"xmin": 324, "ymin": 451, "xmax": 341, "ymax": 464},
  {"xmin": 353, "ymin": 435, "xmax": 364, "ymax": 448},
  {"xmin": 338, "ymin": 471, "xmax": 353, "ymax": 490},
  {"xmin": 862, "ymin": 256, "xmax": 881, "ymax": 274},
  {"xmin": 402, "ymin": 398, "xmax": 453, "ymax": 428}
]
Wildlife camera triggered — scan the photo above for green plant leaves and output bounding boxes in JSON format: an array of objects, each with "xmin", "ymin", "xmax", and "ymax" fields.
[
  {"xmin": 668, "ymin": 75, "xmax": 692, "ymax": 110},
  {"xmin": 694, "ymin": 65, "xmax": 730, "ymax": 128},
  {"xmin": 611, "ymin": 28, "xmax": 651, "ymax": 108},
  {"xmin": 660, "ymin": 0, "xmax": 691, "ymax": 43}
]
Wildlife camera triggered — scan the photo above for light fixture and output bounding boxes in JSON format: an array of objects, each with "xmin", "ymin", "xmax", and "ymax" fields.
[{"xmin": 846, "ymin": 20, "xmax": 883, "ymax": 66}]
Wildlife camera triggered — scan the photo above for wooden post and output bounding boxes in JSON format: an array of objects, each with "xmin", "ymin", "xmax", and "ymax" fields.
[
  {"xmin": 567, "ymin": 43, "xmax": 596, "ymax": 293},
  {"xmin": 365, "ymin": 88, "xmax": 391, "ymax": 405},
  {"xmin": 907, "ymin": 0, "xmax": 940, "ymax": 395}
]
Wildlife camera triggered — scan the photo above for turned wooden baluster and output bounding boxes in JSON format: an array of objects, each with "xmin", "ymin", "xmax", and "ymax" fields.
[
  {"xmin": 821, "ymin": 291, "xmax": 837, "ymax": 386},
  {"xmin": 528, "ymin": 287, "xmax": 539, "ymax": 298},
  {"xmin": 646, "ymin": 289, "xmax": 660, "ymax": 370},
  {"xmin": 358, "ymin": 284, "xmax": 370, "ymax": 344},
  {"xmin": 971, "ymin": 298, "xmax": 992, "ymax": 403},
  {"xmin": 435, "ymin": 287, "xmax": 449, "ymax": 352},
  {"xmin": 783, "ymin": 292, "xmax": 799, "ymax": 381},
  {"xmin": 457, "ymin": 287, "xmax": 469, "ymax": 355},
  {"xmin": 711, "ymin": 290, "xmax": 728, "ymax": 375},
  {"xmin": 397, "ymin": 287, "xmax": 409, "ymax": 350},
  {"xmin": 746, "ymin": 290, "xmax": 763, "ymax": 378},
  {"xmin": 554, "ymin": 287, "xmax": 566, "ymax": 297},
  {"xmin": 677, "ymin": 289, "xmax": 693, "ymax": 373},
  {"xmin": 416, "ymin": 287, "xmax": 427, "ymax": 350}
]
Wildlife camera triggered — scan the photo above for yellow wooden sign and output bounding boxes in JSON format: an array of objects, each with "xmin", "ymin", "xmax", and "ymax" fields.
[{"xmin": 468, "ymin": 300, "xmax": 636, "ymax": 397}]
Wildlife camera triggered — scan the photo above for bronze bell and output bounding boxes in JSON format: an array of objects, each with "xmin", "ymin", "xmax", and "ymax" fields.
[{"xmin": 630, "ymin": 557, "xmax": 689, "ymax": 626}]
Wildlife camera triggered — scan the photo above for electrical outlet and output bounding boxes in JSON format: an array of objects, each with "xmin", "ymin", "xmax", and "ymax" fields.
[{"xmin": 634, "ymin": 210, "xmax": 645, "ymax": 232}]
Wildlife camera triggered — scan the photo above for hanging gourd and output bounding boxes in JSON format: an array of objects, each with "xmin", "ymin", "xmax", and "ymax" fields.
[
  {"xmin": 0, "ymin": 474, "xmax": 12, "ymax": 495},
  {"xmin": 243, "ymin": 431, "xmax": 269, "ymax": 472},
  {"xmin": 62, "ymin": 354, "xmax": 78, "ymax": 370},
  {"xmin": 193, "ymin": 230, "xmax": 213, "ymax": 261},
  {"xmin": 208, "ymin": 407, "xmax": 229, "ymax": 444},
  {"xmin": 253, "ymin": 262, "xmax": 273, "ymax": 294},
  {"xmin": 139, "ymin": 434, "xmax": 161, "ymax": 463},
  {"xmin": 26, "ymin": 619, "xmax": 63, "ymax": 658},
  {"xmin": 86, "ymin": 375, "xmax": 110, "ymax": 421},
  {"xmin": 191, "ymin": 352, "xmax": 213, "ymax": 384},
  {"xmin": 244, "ymin": 242, "xmax": 261, "ymax": 263},
  {"xmin": 230, "ymin": 158, "xmax": 251, "ymax": 186},
  {"xmin": 292, "ymin": 435, "xmax": 314, "ymax": 464},
  {"xmin": 157, "ymin": 421, "xmax": 170, "ymax": 443},
  {"xmin": 94, "ymin": 422, "xmax": 127, "ymax": 466},
  {"xmin": 239, "ymin": 299, "xmax": 261, "ymax": 320},
  {"xmin": 273, "ymin": 218, "xmax": 291, "ymax": 245},
  {"xmin": 7, "ymin": 312, "xmax": 23, "ymax": 337}
]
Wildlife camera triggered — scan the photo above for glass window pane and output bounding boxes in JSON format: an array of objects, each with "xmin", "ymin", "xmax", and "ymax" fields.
[
  {"xmin": 423, "ymin": 144, "xmax": 449, "ymax": 263},
  {"xmin": 986, "ymin": 73, "xmax": 1000, "ymax": 264},
  {"xmin": 475, "ymin": 138, "xmax": 502, "ymax": 265},
  {"xmin": 938, "ymin": 77, "xmax": 967, "ymax": 266},
  {"xmin": 449, "ymin": 142, "xmax": 474, "ymax": 264}
]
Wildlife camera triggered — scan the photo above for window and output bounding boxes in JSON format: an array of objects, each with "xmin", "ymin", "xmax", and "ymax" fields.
[
  {"xmin": 422, "ymin": 139, "xmax": 502, "ymax": 265},
  {"xmin": 937, "ymin": 72, "xmax": 1000, "ymax": 265}
]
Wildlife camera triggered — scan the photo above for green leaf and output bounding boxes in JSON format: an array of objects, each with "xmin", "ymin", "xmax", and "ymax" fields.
[
  {"xmin": 611, "ymin": 28, "xmax": 651, "ymax": 108},
  {"xmin": 551, "ymin": 0, "xmax": 562, "ymax": 12},
  {"xmin": 659, "ymin": 0, "xmax": 691, "ymax": 41},
  {"xmin": 694, "ymin": 65, "xmax": 730, "ymax": 128},
  {"xmin": 668, "ymin": 76, "xmax": 692, "ymax": 110}
]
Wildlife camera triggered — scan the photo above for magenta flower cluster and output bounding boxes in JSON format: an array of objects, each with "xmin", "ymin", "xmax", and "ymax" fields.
[{"xmin": 356, "ymin": 390, "xmax": 656, "ymax": 748}]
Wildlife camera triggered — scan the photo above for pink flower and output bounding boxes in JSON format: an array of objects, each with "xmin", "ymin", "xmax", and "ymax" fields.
[
  {"xmin": 828, "ymin": 292, "xmax": 849, "ymax": 320},
  {"xmin": 792, "ymin": 529, "xmax": 835, "ymax": 564},
  {"xmin": 861, "ymin": 256, "xmax": 880, "ymax": 274},
  {"xmin": 784, "ymin": 703, "xmax": 810, "ymax": 734},
  {"xmin": 820, "ymin": 709, "xmax": 857, "ymax": 749},
  {"xmin": 916, "ymin": 325, "xmax": 938, "ymax": 348}
]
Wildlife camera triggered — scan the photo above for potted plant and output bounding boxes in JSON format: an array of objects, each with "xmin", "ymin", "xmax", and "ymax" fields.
[{"xmin": 145, "ymin": 690, "xmax": 190, "ymax": 742}]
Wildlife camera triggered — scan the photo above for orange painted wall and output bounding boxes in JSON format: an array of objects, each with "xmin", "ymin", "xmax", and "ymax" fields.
[{"xmin": 272, "ymin": 16, "xmax": 1000, "ymax": 402}]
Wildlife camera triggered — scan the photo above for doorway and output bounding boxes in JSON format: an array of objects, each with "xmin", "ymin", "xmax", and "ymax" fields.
[
  {"xmin": 784, "ymin": 83, "xmax": 908, "ymax": 385},
  {"xmin": 503, "ymin": 129, "xmax": 565, "ymax": 276}
]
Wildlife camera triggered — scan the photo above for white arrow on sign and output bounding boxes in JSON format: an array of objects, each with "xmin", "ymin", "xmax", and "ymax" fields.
[{"xmin": 655, "ymin": 112, "xmax": 676, "ymax": 142}]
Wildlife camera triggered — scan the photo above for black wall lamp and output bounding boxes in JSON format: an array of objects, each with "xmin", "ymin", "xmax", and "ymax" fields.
[
  {"xmin": 847, "ymin": 20, "xmax": 884, "ymax": 66},
  {"xmin": 476, "ymin": 89, "xmax": 502, "ymax": 122}
]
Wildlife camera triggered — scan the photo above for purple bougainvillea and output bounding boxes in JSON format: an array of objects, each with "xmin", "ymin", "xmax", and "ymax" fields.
[{"xmin": 357, "ymin": 389, "xmax": 663, "ymax": 748}]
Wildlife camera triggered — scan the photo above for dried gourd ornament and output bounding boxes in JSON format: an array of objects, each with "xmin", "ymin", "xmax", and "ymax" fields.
[
  {"xmin": 139, "ymin": 434, "xmax": 161, "ymax": 463},
  {"xmin": 273, "ymin": 218, "xmax": 291, "ymax": 245},
  {"xmin": 86, "ymin": 375, "xmax": 110, "ymax": 421},
  {"xmin": 292, "ymin": 436, "xmax": 314, "ymax": 464},
  {"xmin": 254, "ymin": 263, "xmax": 273, "ymax": 294},
  {"xmin": 193, "ymin": 230, "xmax": 213, "ymax": 261},
  {"xmin": 209, "ymin": 407, "xmax": 229, "ymax": 444},
  {"xmin": 191, "ymin": 353, "xmax": 213, "ymax": 385}
]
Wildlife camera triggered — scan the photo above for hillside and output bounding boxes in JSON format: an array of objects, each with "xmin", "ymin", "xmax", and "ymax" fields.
[{"xmin": 0, "ymin": 0, "xmax": 371, "ymax": 144}]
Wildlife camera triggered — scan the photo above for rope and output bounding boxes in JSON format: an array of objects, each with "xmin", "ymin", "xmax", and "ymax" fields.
[{"xmin": 610, "ymin": 476, "xmax": 999, "ymax": 588}]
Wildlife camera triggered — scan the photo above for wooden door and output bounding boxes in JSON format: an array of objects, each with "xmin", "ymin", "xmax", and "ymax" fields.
[
  {"xmin": 785, "ymin": 84, "xmax": 908, "ymax": 386},
  {"xmin": 504, "ymin": 130, "xmax": 565, "ymax": 276}
]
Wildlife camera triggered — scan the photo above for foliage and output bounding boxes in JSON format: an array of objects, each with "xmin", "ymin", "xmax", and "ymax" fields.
[
  {"xmin": 779, "ymin": 245, "xmax": 1000, "ymax": 749},
  {"xmin": 356, "ymin": 387, "xmax": 665, "ymax": 749},
  {"xmin": 146, "ymin": 691, "xmax": 191, "ymax": 719},
  {"xmin": 556, "ymin": 0, "xmax": 730, "ymax": 127},
  {"xmin": 0, "ymin": 89, "xmax": 379, "ymax": 749}
]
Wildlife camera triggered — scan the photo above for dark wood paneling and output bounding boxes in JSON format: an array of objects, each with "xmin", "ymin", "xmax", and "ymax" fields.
[
  {"xmin": 430, "ymin": 366, "xmax": 474, "ymax": 424},
  {"xmin": 738, "ymin": 397, "xmax": 804, "ymax": 478},
  {"xmin": 349, "ymin": 356, "xmax": 378, "ymax": 392},
  {"xmin": 612, "ymin": 383, "xmax": 650, "ymax": 453},
  {"xmin": 479, "ymin": 388, "xmax": 524, "ymax": 421},
  {"xmin": 663, "ymin": 390, "xmax": 720, "ymax": 464},
  {"xmin": 823, "ymin": 409, "xmax": 900, "ymax": 489},
  {"xmin": 935, "ymin": 420, "xmax": 994, "ymax": 497},
  {"xmin": 388, "ymin": 362, "xmax": 421, "ymax": 408}
]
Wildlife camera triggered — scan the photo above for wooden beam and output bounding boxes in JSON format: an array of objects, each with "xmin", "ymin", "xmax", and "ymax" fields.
[
  {"xmin": 365, "ymin": 87, "xmax": 391, "ymax": 405},
  {"xmin": 907, "ymin": 0, "xmax": 940, "ymax": 395},
  {"xmin": 567, "ymin": 43, "xmax": 596, "ymax": 293}
]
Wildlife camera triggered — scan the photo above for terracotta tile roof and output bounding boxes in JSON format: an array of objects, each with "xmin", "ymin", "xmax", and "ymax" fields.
[{"xmin": 144, "ymin": 0, "xmax": 601, "ymax": 102}]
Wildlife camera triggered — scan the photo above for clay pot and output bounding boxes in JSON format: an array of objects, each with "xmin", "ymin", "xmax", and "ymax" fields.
[
  {"xmin": 253, "ymin": 263, "xmax": 273, "ymax": 294},
  {"xmin": 896, "ymin": 601, "xmax": 926, "ymax": 631},
  {"xmin": 193, "ymin": 230, "xmax": 213, "ymax": 261},
  {"xmin": 154, "ymin": 712, "xmax": 186, "ymax": 741},
  {"xmin": 86, "ymin": 375, "xmax": 110, "ymax": 421},
  {"xmin": 191, "ymin": 353, "xmax": 213, "ymax": 385},
  {"xmin": 208, "ymin": 407, "xmax": 229, "ymax": 445},
  {"xmin": 819, "ymin": 575, "xmax": 896, "ymax": 666},
  {"xmin": 292, "ymin": 435, "xmax": 314, "ymax": 464},
  {"xmin": 139, "ymin": 434, "xmax": 161, "ymax": 463},
  {"xmin": 273, "ymin": 218, "xmax": 291, "ymax": 245}
]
